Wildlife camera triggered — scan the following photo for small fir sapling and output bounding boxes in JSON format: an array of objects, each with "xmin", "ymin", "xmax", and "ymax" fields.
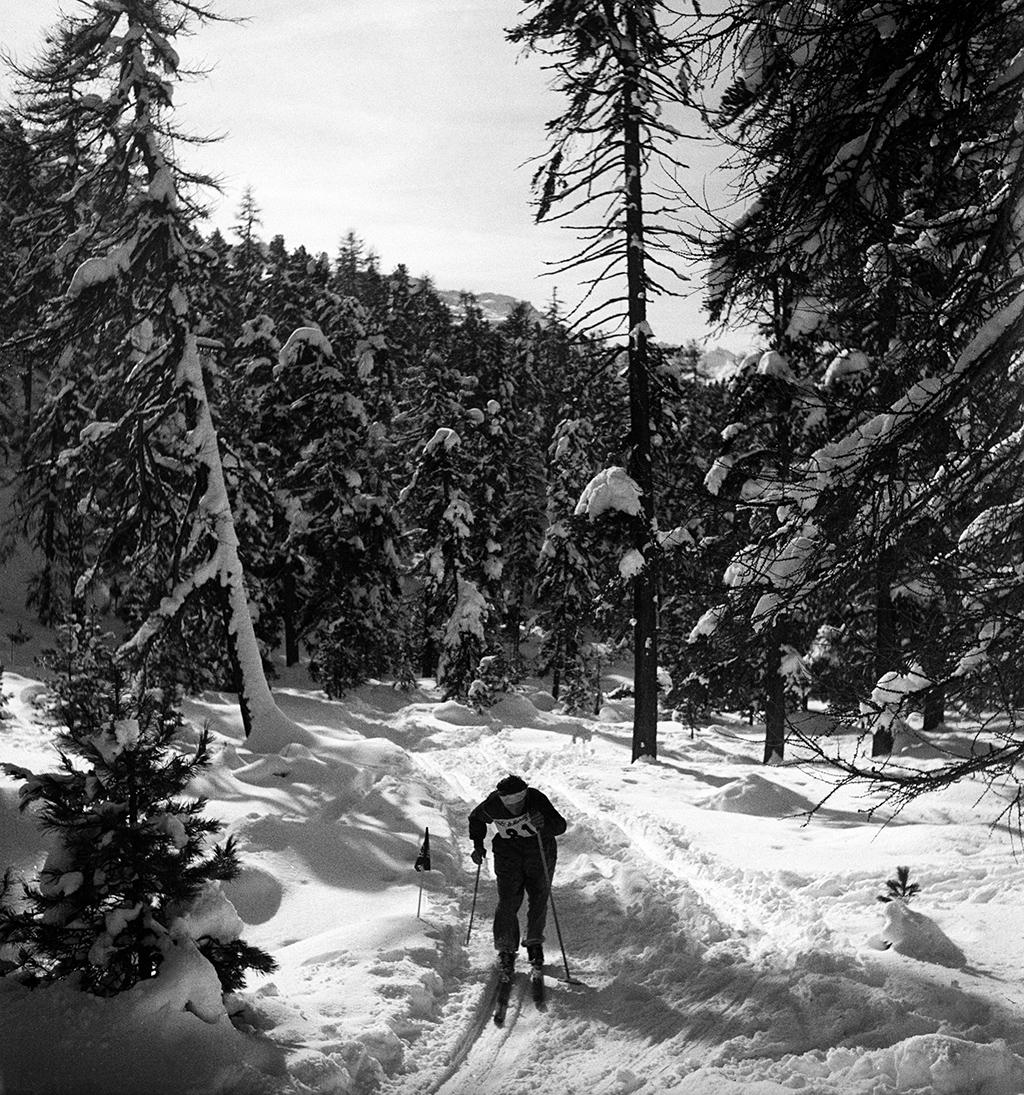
[
  {"xmin": 878, "ymin": 866, "xmax": 921, "ymax": 905},
  {"xmin": 0, "ymin": 618, "xmax": 275, "ymax": 996}
]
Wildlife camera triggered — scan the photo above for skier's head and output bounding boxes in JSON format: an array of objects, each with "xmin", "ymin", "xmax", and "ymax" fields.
[{"xmin": 496, "ymin": 774, "xmax": 528, "ymax": 811}]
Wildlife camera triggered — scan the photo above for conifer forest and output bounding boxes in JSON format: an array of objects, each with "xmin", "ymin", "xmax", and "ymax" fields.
[{"xmin": 3, "ymin": 3, "xmax": 1024, "ymax": 1093}]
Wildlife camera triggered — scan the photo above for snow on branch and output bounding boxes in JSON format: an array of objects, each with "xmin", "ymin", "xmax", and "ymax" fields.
[
  {"xmin": 276, "ymin": 327, "xmax": 334, "ymax": 375},
  {"xmin": 425, "ymin": 428, "xmax": 461, "ymax": 455},
  {"xmin": 688, "ymin": 604, "xmax": 726, "ymax": 643},
  {"xmin": 66, "ymin": 240, "xmax": 135, "ymax": 299},
  {"xmin": 574, "ymin": 467, "xmax": 644, "ymax": 520}
]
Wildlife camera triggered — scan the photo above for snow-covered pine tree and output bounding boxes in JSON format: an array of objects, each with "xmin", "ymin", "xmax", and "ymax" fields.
[
  {"xmin": 275, "ymin": 302, "xmax": 407, "ymax": 695},
  {"xmin": 401, "ymin": 424, "xmax": 490, "ymax": 702},
  {"xmin": 490, "ymin": 303, "xmax": 548, "ymax": 669},
  {"xmin": 536, "ymin": 416, "xmax": 602, "ymax": 709},
  {"xmin": 701, "ymin": 351, "xmax": 827, "ymax": 762},
  {"xmin": 0, "ymin": 618, "xmax": 275, "ymax": 997},
  {"xmin": 692, "ymin": 0, "xmax": 1024, "ymax": 767},
  {"xmin": 654, "ymin": 360, "xmax": 748, "ymax": 717},
  {"xmin": 13, "ymin": 1, "xmax": 299, "ymax": 750},
  {"xmin": 509, "ymin": 0, "xmax": 694, "ymax": 761}
]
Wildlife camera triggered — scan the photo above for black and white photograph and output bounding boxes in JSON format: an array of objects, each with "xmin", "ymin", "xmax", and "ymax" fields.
[{"xmin": 1, "ymin": 2, "xmax": 1024, "ymax": 1093}]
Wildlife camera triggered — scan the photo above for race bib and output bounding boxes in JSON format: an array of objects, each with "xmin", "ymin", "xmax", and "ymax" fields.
[{"xmin": 494, "ymin": 813, "xmax": 537, "ymax": 839}]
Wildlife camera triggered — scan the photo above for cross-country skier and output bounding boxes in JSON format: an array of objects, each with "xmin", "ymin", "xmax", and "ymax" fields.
[{"xmin": 468, "ymin": 774, "xmax": 568, "ymax": 983}]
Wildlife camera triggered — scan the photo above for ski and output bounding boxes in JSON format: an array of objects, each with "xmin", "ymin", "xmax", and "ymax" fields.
[
  {"xmin": 493, "ymin": 972, "xmax": 515, "ymax": 1026},
  {"xmin": 530, "ymin": 966, "xmax": 546, "ymax": 1008}
]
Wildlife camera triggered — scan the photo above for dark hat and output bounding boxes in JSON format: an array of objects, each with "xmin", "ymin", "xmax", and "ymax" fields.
[{"xmin": 496, "ymin": 774, "xmax": 527, "ymax": 795}]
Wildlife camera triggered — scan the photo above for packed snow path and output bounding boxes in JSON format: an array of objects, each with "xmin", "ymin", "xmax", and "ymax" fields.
[
  {"xmin": 381, "ymin": 704, "xmax": 1024, "ymax": 1095},
  {"xmin": 3, "ymin": 666, "xmax": 1024, "ymax": 1095}
]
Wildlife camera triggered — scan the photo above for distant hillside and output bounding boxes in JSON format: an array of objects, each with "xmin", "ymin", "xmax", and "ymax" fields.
[
  {"xmin": 435, "ymin": 289, "xmax": 544, "ymax": 326},
  {"xmin": 697, "ymin": 345, "xmax": 742, "ymax": 382}
]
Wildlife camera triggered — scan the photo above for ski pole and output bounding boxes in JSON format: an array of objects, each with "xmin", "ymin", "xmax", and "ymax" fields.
[
  {"xmin": 465, "ymin": 858, "xmax": 482, "ymax": 945},
  {"xmin": 536, "ymin": 832, "xmax": 576, "ymax": 983}
]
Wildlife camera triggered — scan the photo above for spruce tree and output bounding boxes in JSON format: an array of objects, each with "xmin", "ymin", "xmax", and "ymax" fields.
[
  {"xmin": 12, "ymin": 1, "xmax": 298, "ymax": 749},
  {"xmin": 509, "ymin": 1, "xmax": 693, "ymax": 760},
  {"xmin": 694, "ymin": 0, "xmax": 1024, "ymax": 770},
  {"xmin": 0, "ymin": 619, "xmax": 275, "ymax": 997}
]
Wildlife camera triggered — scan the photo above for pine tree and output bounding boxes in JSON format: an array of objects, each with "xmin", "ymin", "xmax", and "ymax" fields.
[
  {"xmin": 12, "ymin": 2, "xmax": 298, "ymax": 749},
  {"xmin": 693, "ymin": 0, "xmax": 1024, "ymax": 766},
  {"xmin": 536, "ymin": 417, "xmax": 602, "ymax": 708},
  {"xmin": 401, "ymin": 426, "xmax": 490, "ymax": 701},
  {"xmin": 0, "ymin": 619, "xmax": 275, "ymax": 997},
  {"xmin": 509, "ymin": 1, "xmax": 693, "ymax": 760},
  {"xmin": 231, "ymin": 185, "xmax": 264, "ymax": 291}
]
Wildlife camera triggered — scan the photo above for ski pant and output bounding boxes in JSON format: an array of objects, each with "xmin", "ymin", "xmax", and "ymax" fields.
[{"xmin": 492, "ymin": 836, "xmax": 556, "ymax": 952}]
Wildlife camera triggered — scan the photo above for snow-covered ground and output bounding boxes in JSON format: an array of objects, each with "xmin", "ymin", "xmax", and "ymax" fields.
[{"xmin": 2, "ymin": 652, "xmax": 1023, "ymax": 1095}]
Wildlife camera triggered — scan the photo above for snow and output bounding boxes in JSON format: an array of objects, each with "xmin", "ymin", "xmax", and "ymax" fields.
[
  {"xmin": 704, "ymin": 454, "xmax": 736, "ymax": 496},
  {"xmin": 756, "ymin": 350, "xmax": 794, "ymax": 381},
  {"xmin": 871, "ymin": 665, "xmax": 932, "ymax": 707},
  {"xmin": 688, "ymin": 603, "xmax": 726, "ymax": 642},
  {"xmin": 822, "ymin": 349, "xmax": 870, "ymax": 387},
  {"xmin": 785, "ymin": 296, "xmax": 824, "ymax": 338},
  {"xmin": 66, "ymin": 240, "xmax": 134, "ymax": 298},
  {"xmin": 276, "ymin": 327, "xmax": 334, "ymax": 375},
  {"xmin": 424, "ymin": 427, "xmax": 461, "ymax": 455},
  {"xmin": 618, "ymin": 547, "xmax": 646, "ymax": 578},
  {"xmin": 867, "ymin": 900, "xmax": 966, "ymax": 969},
  {"xmin": 2, "ymin": 656, "xmax": 1024, "ymax": 1094},
  {"xmin": 574, "ymin": 467, "xmax": 643, "ymax": 520}
]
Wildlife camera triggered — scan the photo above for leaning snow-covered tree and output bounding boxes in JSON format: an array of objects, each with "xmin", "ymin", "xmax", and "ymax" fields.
[
  {"xmin": 508, "ymin": 0, "xmax": 695, "ymax": 761},
  {"xmin": 13, "ymin": 1, "xmax": 299, "ymax": 750},
  {"xmin": 693, "ymin": 0, "xmax": 1024, "ymax": 782}
]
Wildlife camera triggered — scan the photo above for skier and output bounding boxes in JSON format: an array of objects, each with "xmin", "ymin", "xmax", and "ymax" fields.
[{"xmin": 468, "ymin": 774, "xmax": 567, "ymax": 986}]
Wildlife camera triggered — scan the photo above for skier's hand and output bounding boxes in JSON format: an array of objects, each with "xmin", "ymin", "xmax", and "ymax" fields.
[
  {"xmin": 471, "ymin": 847, "xmax": 486, "ymax": 865},
  {"xmin": 528, "ymin": 811, "xmax": 545, "ymax": 832}
]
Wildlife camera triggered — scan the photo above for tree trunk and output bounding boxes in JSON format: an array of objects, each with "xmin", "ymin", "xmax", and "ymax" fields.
[
  {"xmin": 873, "ymin": 548, "xmax": 899, "ymax": 756},
  {"xmin": 922, "ymin": 683, "xmax": 945, "ymax": 732},
  {"xmin": 122, "ymin": 334, "xmax": 306, "ymax": 753},
  {"xmin": 623, "ymin": 10, "xmax": 658, "ymax": 763},
  {"xmin": 282, "ymin": 566, "xmax": 299, "ymax": 667},
  {"xmin": 507, "ymin": 602, "xmax": 521, "ymax": 671},
  {"xmin": 763, "ymin": 630, "xmax": 786, "ymax": 764},
  {"xmin": 551, "ymin": 633, "xmax": 562, "ymax": 701},
  {"xmin": 21, "ymin": 351, "xmax": 33, "ymax": 442}
]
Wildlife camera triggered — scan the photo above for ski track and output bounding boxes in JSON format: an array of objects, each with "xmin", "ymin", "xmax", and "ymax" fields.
[
  {"xmin": 379, "ymin": 726, "xmax": 1024, "ymax": 1094},
  {"xmin": 387, "ymin": 740, "xmax": 762, "ymax": 1093}
]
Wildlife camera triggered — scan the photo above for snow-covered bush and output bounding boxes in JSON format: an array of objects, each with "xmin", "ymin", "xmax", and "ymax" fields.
[{"xmin": 0, "ymin": 619, "xmax": 275, "ymax": 997}]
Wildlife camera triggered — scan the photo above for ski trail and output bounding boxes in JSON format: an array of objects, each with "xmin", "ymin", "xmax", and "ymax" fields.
[
  {"xmin": 387, "ymin": 744, "xmax": 760, "ymax": 1093},
  {"xmin": 433, "ymin": 980, "xmax": 529, "ymax": 1095}
]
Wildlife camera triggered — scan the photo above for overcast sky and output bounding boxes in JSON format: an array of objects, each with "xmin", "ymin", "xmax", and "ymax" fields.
[{"xmin": 2, "ymin": 1, "xmax": 753, "ymax": 349}]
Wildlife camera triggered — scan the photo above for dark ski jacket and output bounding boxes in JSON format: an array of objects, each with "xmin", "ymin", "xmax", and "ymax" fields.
[{"xmin": 468, "ymin": 787, "xmax": 567, "ymax": 855}]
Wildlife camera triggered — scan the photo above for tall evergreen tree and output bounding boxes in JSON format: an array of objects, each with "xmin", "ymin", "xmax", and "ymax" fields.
[
  {"xmin": 508, "ymin": 0, "xmax": 693, "ymax": 760},
  {"xmin": 13, "ymin": 1, "xmax": 299, "ymax": 750},
  {"xmin": 694, "ymin": 0, "xmax": 1024, "ymax": 768}
]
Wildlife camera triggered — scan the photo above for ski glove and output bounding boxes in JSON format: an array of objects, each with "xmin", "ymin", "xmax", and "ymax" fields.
[
  {"xmin": 471, "ymin": 847, "xmax": 486, "ymax": 865},
  {"xmin": 528, "ymin": 811, "xmax": 545, "ymax": 832}
]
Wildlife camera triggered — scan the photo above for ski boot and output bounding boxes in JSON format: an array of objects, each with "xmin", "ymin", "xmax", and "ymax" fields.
[
  {"xmin": 493, "ymin": 951, "xmax": 516, "ymax": 1025},
  {"xmin": 497, "ymin": 950, "xmax": 516, "ymax": 983},
  {"xmin": 526, "ymin": 943, "xmax": 545, "ymax": 1005}
]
